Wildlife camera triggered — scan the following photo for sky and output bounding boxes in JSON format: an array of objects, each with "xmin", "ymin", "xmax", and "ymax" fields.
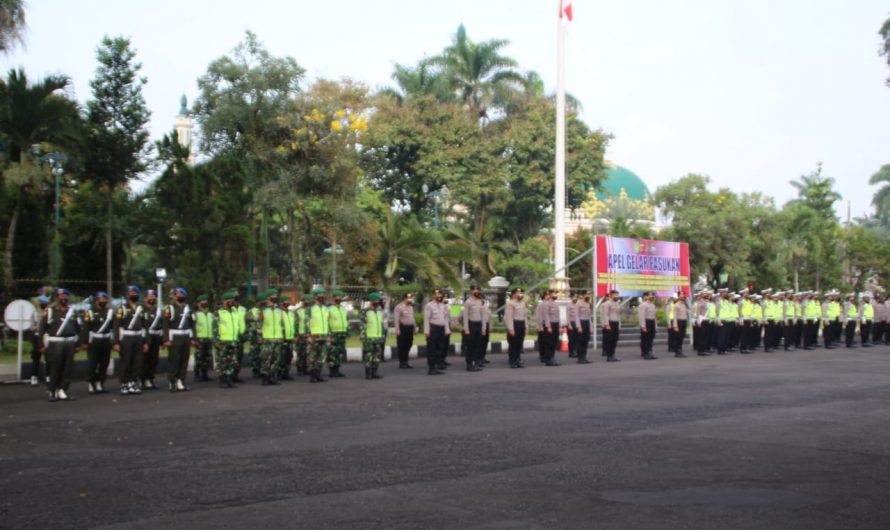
[{"xmin": 3, "ymin": 0, "xmax": 890, "ymax": 219}]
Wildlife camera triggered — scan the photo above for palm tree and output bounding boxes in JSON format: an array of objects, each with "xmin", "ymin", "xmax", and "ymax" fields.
[
  {"xmin": 869, "ymin": 164, "xmax": 890, "ymax": 223},
  {"xmin": 375, "ymin": 209, "xmax": 451, "ymax": 288},
  {"xmin": 788, "ymin": 163, "xmax": 841, "ymax": 213},
  {"xmin": 432, "ymin": 24, "xmax": 524, "ymax": 121},
  {"xmin": 0, "ymin": 68, "xmax": 80, "ymax": 292},
  {"xmin": 380, "ymin": 58, "xmax": 453, "ymax": 104},
  {"xmin": 0, "ymin": 0, "xmax": 26, "ymax": 53},
  {"xmin": 444, "ymin": 219, "xmax": 512, "ymax": 282}
]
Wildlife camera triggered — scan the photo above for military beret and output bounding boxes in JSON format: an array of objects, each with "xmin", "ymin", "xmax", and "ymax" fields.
[
  {"xmin": 279, "ymin": 295, "xmax": 290, "ymax": 303},
  {"xmin": 146, "ymin": 289, "xmax": 158, "ymax": 297},
  {"xmin": 266, "ymin": 289, "xmax": 279, "ymax": 298},
  {"xmin": 222, "ymin": 292, "xmax": 235, "ymax": 301},
  {"xmin": 174, "ymin": 287, "xmax": 188, "ymax": 296},
  {"xmin": 127, "ymin": 284, "xmax": 141, "ymax": 294},
  {"xmin": 312, "ymin": 287, "xmax": 326, "ymax": 296},
  {"xmin": 302, "ymin": 294, "xmax": 313, "ymax": 301},
  {"xmin": 196, "ymin": 294, "xmax": 208, "ymax": 302},
  {"xmin": 55, "ymin": 288, "xmax": 70, "ymax": 297},
  {"xmin": 95, "ymin": 291, "xmax": 110, "ymax": 300},
  {"xmin": 37, "ymin": 295, "xmax": 50, "ymax": 304},
  {"xmin": 332, "ymin": 289, "xmax": 345, "ymax": 297},
  {"xmin": 368, "ymin": 292, "xmax": 382, "ymax": 301}
]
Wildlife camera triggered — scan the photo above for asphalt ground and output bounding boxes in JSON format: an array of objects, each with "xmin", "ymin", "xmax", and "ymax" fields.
[{"xmin": 2, "ymin": 344, "xmax": 890, "ymax": 529}]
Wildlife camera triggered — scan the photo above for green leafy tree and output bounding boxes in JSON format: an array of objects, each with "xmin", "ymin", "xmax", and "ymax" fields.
[
  {"xmin": 84, "ymin": 36, "xmax": 151, "ymax": 293},
  {"xmin": 786, "ymin": 164, "xmax": 842, "ymax": 290},
  {"xmin": 868, "ymin": 164, "xmax": 890, "ymax": 223},
  {"xmin": 0, "ymin": 0, "xmax": 25, "ymax": 53},
  {"xmin": 380, "ymin": 58, "xmax": 454, "ymax": 104}
]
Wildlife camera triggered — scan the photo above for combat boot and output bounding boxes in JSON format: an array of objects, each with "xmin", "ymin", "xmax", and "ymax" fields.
[
  {"xmin": 428, "ymin": 365, "xmax": 442, "ymax": 375},
  {"xmin": 371, "ymin": 367, "xmax": 383, "ymax": 379},
  {"xmin": 219, "ymin": 375, "xmax": 229, "ymax": 388},
  {"xmin": 365, "ymin": 367, "xmax": 372, "ymax": 380},
  {"xmin": 577, "ymin": 355, "xmax": 592, "ymax": 364}
]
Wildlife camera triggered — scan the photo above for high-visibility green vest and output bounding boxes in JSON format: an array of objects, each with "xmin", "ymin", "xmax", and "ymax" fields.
[
  {"xmin": 719, "ymin": 300, "xmax": 735, "ymax": 320},
  {"xmin": 282, "ymin": 310, "xmax": 295, "ymax": 339},
  {"xmin": 864, "ymin": 304, "xmax": 874, "ymax": 320},
  {"xmin": 804, "ymin": 301, "xmax": 819, "ymax": 319},
  {"xmin": 826, "ymin": 302, "xmax": 841, "ymax": 319},
  {"xmin": 752, "ymin": 304, "xmax": 763, "ymax": 320},
  {"xmin": 763, "ymin": 301, "xmax": 777, "ymax": 320},
  {"xmin": 261, "ymin": 307, "xmax": 284, "ymax": 340},
  {"xmin": 741, "ymin": 299, "xmax": 753, "ymax": 318},
  {"xmin": 329, "ymin": 305, "xmax": 348, "ymax": 333},
  {"xmin": 667, "ymin": 304, "xmax": 675, "ymax": 324},
  {"xmin": 216, "ymin": 308, "xmax": 239, "ymax": 342},
  {"xmin": 793, "ymin": 302, "xmax": 802, "ymax": 319},
  {"xmin": 195, "ymin": 310, "xmax": 213, "ymax": 339},
  {"xmin": 296, "ymin": 308, "xmax": 307, "ymax": 334},
  {"xmin": 309, "ymin": 304, "xmax": 329, "ymax": 335},
  {"xmin": 236, "ymin": 306, "xmax": 247, "ymax": 334},
  {"xmin": 365, "ymin": 309, "xmax": 383, "ymax": 339},
  {"xmin": 708, "ymin": 302, "xmax": 717, "ymax": 319},
  {"xmin": 846, "ymin": 304, "xmax": 858, "ymax": 319}
]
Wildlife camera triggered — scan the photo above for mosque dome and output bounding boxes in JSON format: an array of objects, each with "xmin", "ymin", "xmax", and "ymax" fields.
[{"xmin": 595, "ymin": 163, "xmax": 652, "ymax": 202}]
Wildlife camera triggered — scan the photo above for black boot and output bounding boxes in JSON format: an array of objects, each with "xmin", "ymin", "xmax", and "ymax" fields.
[
  {"xmin": 219, "ymin": 375, "xmax": 228, "ymax": 388},
  {"xmin": 365, "ymin": 367, "xmax": 372, "ymax": 380},
  {"xmin": 577, "ymin": 355, "xmax": 592, "ymax": 364},
  {"xmin": 371, "ymin": 366, "xmax": 383, "ymax": 379},
  {"xmin": 428, "ymin": 365, "xmax": 442, "ymax": 375}
]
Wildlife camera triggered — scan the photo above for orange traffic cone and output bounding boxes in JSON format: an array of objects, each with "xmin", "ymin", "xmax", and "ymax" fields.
[{"xmin": 560, "ymin": 327, "xmax": 569, "ymax": 352}]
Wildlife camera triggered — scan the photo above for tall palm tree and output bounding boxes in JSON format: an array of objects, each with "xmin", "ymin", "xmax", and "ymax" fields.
[
  {"xmin": 444, "ymin": 219, "xmax": 512, "ymax": 281},
  {"xmin": 0, "ymin": 0, "xmax": 26, "ymax": 54},
  {"xmin": 869, "ymin": 164, "xmax": 890, "ymax": 223},
  {"xmin": 788, "ymin": 164, "xmax": 841, "ymax": 213},
  {"xmin": 432, "ymin": 24, "xmax": 524, "ymax": 121},
  {"xmin": 380, "ymin": 58, "xmax": 453, "ymax": 104},
  {"xmin": 0, "ymin": 68, "xmax": 80, "ymax": 292},
  {"xmin": 376, "ymin": 209, "xmax": 450, "ymax": 287}
]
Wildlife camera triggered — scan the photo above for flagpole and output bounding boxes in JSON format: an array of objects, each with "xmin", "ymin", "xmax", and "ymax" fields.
[{"xmin": 553, "ymin": 0, "xmax": 568, "ymax": 297}]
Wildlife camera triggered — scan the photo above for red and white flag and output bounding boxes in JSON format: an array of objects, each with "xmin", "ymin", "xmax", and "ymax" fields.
[{"xmin": 559, "ymin": 0, "xmax": 573, "ymax": 22}]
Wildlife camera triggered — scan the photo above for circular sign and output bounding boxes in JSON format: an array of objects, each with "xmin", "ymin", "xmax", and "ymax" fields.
[{"xmin": 4, "ymin": 300, "xmax": 36, "ymax": 332}]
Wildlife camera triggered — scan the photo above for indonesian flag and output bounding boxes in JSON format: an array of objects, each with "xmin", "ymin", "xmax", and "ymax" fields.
[{"xmin": 560, "ymin": 0, "xmax": 573, "ymax": 21}]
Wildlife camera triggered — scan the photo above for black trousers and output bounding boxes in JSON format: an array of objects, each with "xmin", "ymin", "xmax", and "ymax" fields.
[
  {"xmin": 641, "ymin": 319, "xmax": 655, "ymax": 355},
  {"xmin": 783, "ymin": 323, "xmax": 795, "ymax": 350},
  {"xmin": 47, "ymin": 339, "xmax": 76, "ymax": 392},
  {"xmin": 794, "ymin": 320, "xmax": 804, "ymax": 348},
  {"xmin": 568, "ymin": 325, "xmax": 578, "ymax": 357},
  {"xmin": 829, "ymin": 320, "xmax": 842, "ymax": 346},
  {"xmin": 862, "ymin": 320, "xmax": 872, "ymax": 345},
  {"xmin": 397, "ymin": 324, "xmax": 414, "ymax": 363},
  {"xmin": 675, "ymin": 320, "xmax": 687, "ymax": 353},
  {"xmin": 546, "ymin": 321, "xmax": 560, "ymax": 359},
  {"xmin": 465, "ymin": 321, "xmax": 483, "ymax": 366},
  {"xmin": 427, "ymin": 325, "xmax": 446, "ymax": 367},
  {"xmin": 718, "ymin": 321, "xmax": 734, "ymax": 352},
  {"xmin": 872, "ymin": 321, "xmax": 884, "ymax": 343},
  {"xmin": 167, "ymin": 335, "xmax": 191, "ymax": 382},
  {"xmin": 602, "ymin": 322, "xmax": 619, "ymax": 357},
  {"xmin": 667, "ymin": 325, "xmax": 676, "ymax": 352},
  {"xmin": 143, "ymin": 333, "xmax": 162, "ymax": 381},
  {"xmin": 844, "ymin": 321, "xmax": 857, "ymax": 347},
  {"xmin": 576, "ymin": 320, "xmax": 591, "ymax": 358},
  {"xmin": 803, "ymin": 320, "xmax": 818, "ymax": 348},
  {"xmin": 119, "ymin": 335, "xmax": 143, "ymax": 384},
  {"xmin": 507, "ymin": 321, "xmax": 526, "ymax": 363},
  {"xmin": 695, "ymin": 321, "xmax": 711, "ymax": 354},
  {"xmin": 480, "ymin": 323, "xmax": 490, "ymax": 361},
  {"xmin": 87, "ymin": 337, "xmax": 112, "ymax": 384},
  {"xmin": 29, "ymin": 330, "xmax": 45, "ymax": 378}
]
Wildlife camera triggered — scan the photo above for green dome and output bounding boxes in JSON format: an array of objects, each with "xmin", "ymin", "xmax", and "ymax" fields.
[{"xmin": 595, "ymin": 164, "xmax": 652, "ymax": 202}]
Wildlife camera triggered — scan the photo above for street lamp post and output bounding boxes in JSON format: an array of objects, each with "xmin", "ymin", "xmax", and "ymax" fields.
[
  {"xmin": 32, "ymin": 145, "xmax": 68, "ymax": 283},
  {"xmin": 421, "ymin": 184, "xmax": 445, "ymax": 229},
  {"xmin": 323, "ymin": 245, "xmax": 344, "ymax": 287}
]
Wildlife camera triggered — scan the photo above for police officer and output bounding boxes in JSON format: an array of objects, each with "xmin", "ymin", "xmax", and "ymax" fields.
[
  {"xmin": 567, "ymin": 292, "xmax": 581, "ymax": 359},
  {"xmin": 576, "ymin": 290, "xmax": 593, "ymax": 364},
  {"xmin": 462, "ymin": 285, "xmax": 488, "ymax": 372},
  {"xmin": 536, "ymin": 290, "xmax": 561, "ymax": 366},
  {"xmin": 843, "ymin": 293, "xmax": 859, "ymax": 348},
  {"xmin": 327, "ymin": 290, "xmax": 349, "ymax": 377},
  {"xmin": 163, "ymin": 287, "xmax": 194, "ymax": 392},
  {"xmin": 638, "ymin": 291, "xmax": 656, "ymax": 359},
  {"xmin": 295, "ymin": 294, "xmax": 312, "ymax": 377},
  {"xmin": 29, "ymin": 294, "xmax": 50, "ymax": 386},
  {"xmin": 672, "ymin": 291, "xmax": 689, "ymax": 358},
  {"xmin": 392, "ymin": 292, "xmax": 416, "ymax": 369},
  {"xmin": 114, "ymin": 285, "xmax": 146, "ymax": 395},
  {"xmin": 84, "ymin": 291, "xmax": 114, "ymax": 394},
  {"xmin": 751, "ymin": 294, "xmax": 764, "ymax": 350},
  {"xmin": 715, "ymin": 289, "xmax": 735, "ymax": 354},
  {"xmin": 214, "ymin": 291, "xmax": 241, "ymax": 388},
  {"xmin": 424, "ymin": 289, "xmax": 450, "ymax": 375},
  {"xmin": 247, "ymin": 294, "xmax": 264, "ymax": 377},
  {"xmin": 228, "ymin": 288, "xmax": 249, "ymax": 383},
  {"xmin": 871, "ymin": 294, "xmax": 885, "ymax": 346},
  {"xmin": 504, "ymin": 287, "xmax": 527, "ymax": 368},
  {"xmin": 860, "ymin": 293, "xmax": 874, "ymax": 347},
  {"xmin": 362, "ymin": 292, "xmax": 385, "ymax": 379},
  {"xmin": 193, "ymin": 294, "xmax": 214, "ymax": 381},
  {"xmin": 601, "ymin": 289, "xmax": 621, "ymax": 362},
  {"xmin": 39, "ymin": 288, "xmax": 81, "ymax": 402},
  {"xmin": 693, "ymin": 291, "xmax": 712, "ymax": 356},
  {"xmin": 738, "ymin": 289, "xmax": 753, "ymax": 353},
  {"xmin": 142, "ymin": 289, "xmax": 163, "ymax": 389}
]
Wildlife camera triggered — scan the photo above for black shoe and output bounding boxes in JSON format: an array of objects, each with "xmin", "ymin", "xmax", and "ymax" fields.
[
  {"xmin": 436, "ymin": 363, "xmax": 448, "ymax": 370},
  {"xmin": 545, "ymin": 359, "xmax": 560, "ymax": 366},
  {"xmin": 697, "ymin": 352, "xmax": 711, "ymax": 356},
  {"xmin": 643, "ymin": 355, "xmax": 657, "ymax": 360},
  {"xmin": 577, "ymin": 357, "xmax": 592, "ymax": 364},
  {"xmin": 466, "ymin": 364, "xmax": 482, "ymax": 372},
  {"xmin": 330, "ymin": 367, "xmax": 345, "ymax": 378},
  {"xmin": 568, "ymin": 353, "xmax": 577, "ymax": 358},
  {"xmin": 428, "ymin": 366, "xmax": 443, "ymax": 375},
  {"xmin": 442, "ymin": 360, "xmax": 452, "ymax": 367},
  {"xmin": 48, "ymin": 391, "xmax": 58, "ymax": 402},
  {"xmin": 371, "ymin": 367, "xmax": 383, "ymax": 379},
  {"xmin": 232, "ymin": 376, "xmax": 245, "ymax": 383},
  {"xmin": 509, "ymin": 362, "xmax": 519, "ymax": 368},
  {"xmin": 675, "ymin": 353, "xmax": 688, "ymax": 358},
  {"xmin": 516, "ymin": 360, "xmax": 525, "ymax": 367},
  {"xmin": 606, "ymin": 356, "xmax": 621, "ymax": 362},
  {"xmin": 279, "ymin": 372, "xmax": 295, "ymax": 381},
  {"xmin": 364, "ymin": 368, "xmax": 372, "ymax": 380}
]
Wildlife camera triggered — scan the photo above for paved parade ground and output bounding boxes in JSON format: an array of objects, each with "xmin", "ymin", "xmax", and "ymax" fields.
[{"xmin": 2, "ymin": 345, "xmax": 890, "ymax": 529}]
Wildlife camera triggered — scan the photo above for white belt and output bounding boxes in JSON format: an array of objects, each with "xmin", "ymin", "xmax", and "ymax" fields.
[
  {"xmin": 89, "ymin": 332, "xmax": 112, "ymax": 340},
  {"xmin": 120, "ymin": 330, "xmax": 144, "ymax": 337},
  {"xmin": 148, "ymin": 329, "xmax": 162, "ymax": 335},
  {"xmin": 169, "ymin": 329, "xmax": 192, "ymax": 336},
  {"xmin": 48, "ymin": 336, "xmax": 77, "ymax": 343}
]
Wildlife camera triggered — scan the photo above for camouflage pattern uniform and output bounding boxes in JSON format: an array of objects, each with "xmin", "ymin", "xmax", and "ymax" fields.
[
  {"xmin": 295, "ymin": 294, "xmax": 312, "ymax": 376},
  {"xmin": 327, "ymin": 289, "xmax": 349, "ymax": 378},
  {"xmin": 362, "ymin": 292, "xmax": 385, "ymax": 379},
  {"xmin": 214, "ymin": 292, "xmax": 241, "ymax": 388}
]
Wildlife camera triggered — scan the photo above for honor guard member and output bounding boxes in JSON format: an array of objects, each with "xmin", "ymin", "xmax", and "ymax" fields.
[
  {"xmin": 576, "ymin": 291, "xmax": 593, "ymax": 363},
  {"xmin": 871, "ymin": 294, "xmax": 885, "ymax": 345},
  {"xmin": 83, "ymin": 291, "xmax": 114, "ymax": 394},
  {"xmin": 860, "ymin": 293, "xmax": 874, "ymax": 347},
  {"xmin": 762, "ymin": 290, "xmax": 778, "ymax": 352},
  {"xmin": 214, "ymin": 291, "xmax": 241, "ymax": 388},
  {"xmin": 504, "ymin": 287, "xmax": 527, "ymax": 368},
  {"xmin": 246, "ymin": 295, "xmax": 264, "ymax": 376},
  {"xmin": 566, "ymin": 293, "xmax": 581, "ymax": 359},
  {"xmin": 672, "ymin": 291, "xmax": 689, "ymax": 358},
  {"xmin": 638, "ymin": 292, "xmax": 656, "ymax": 359},
  {"xmin": 393, "ymin": 292, "xmax": 416, "ymax": 369},
  {"xmin": 424, "ymin": 289, "xmax": 450, "ymax": 375},
  {"xmin": 462, "ymin": 285, "xmax": 488, "ymax": 372},
  {"xmin": 278, "ymin": 295, "xmax": 296, "ymax": 380},
  {"xmin": 306, "ymin": 287, "xmax": 331, "ymax": 383},
  {"xmin": 193, "ymin": 295, "xmax": 214, "ymax": 382},
  {"xmin": 29, "ymin": 295, "xmax": 50, "ymax": 386},
  {"xmin": 601, "ymin": 290, "xmax": 622, "ymax": 362},
  {"xmin": 536, "ymin": 290, "xmax": 561, "ymax": 366},
  {"xmin": 327, "ymin": 289, "xmax": 349, "ymax": 377},
  {"xmin": 362, "ymin": 292, "xmax": 385, "ymax": 379},
  {"xmin": 142, "ymin": 289, "xmax": 163, "ymax": 389},
  {"xmin": 114, "ymin": 285, "xmax": 146, "ymax": 395},
  {"xmin": 295, "ymin": 294, "xmax": 312, "ymax": 376},
  {"xmin": 843, "ymin": 293, "xmax": 859, "ymax": 348},
  {"xmin": 39, "ymin": 288, "xmax": 81, "ymax": 402},
  {"xmin": 444, "ymin": 292, "xmax": 460, "ymax": 368},
  {"xmin": 163, "ymin": 287, "xmax": 194, "ymax": 392},
  {"xmin": 258, "ymin": 289, "xmax": 284, "ymax": 386},
  {"xmin": 782, "ymin": 291, "xmax": 796, "ymax": 351}
]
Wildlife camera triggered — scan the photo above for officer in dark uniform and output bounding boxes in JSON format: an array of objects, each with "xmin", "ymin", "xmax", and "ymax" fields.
[
  {"xmin": 163, "ymin": 287, "xmax": 194, "ymax": 392},
  {"xmin": 114, "ymin": 285, "xmax": 146, "ymax": 396},
  {"xmin": 39, "ymin": 288, "xmax": 81, "ymax": 402},
  {"xmin": 141, "ymin": 289, "xmax": 163, "ymax": 389},
  {"xmin": 84, "ymin": 291, "xmax": 114, "ymax": 394}
]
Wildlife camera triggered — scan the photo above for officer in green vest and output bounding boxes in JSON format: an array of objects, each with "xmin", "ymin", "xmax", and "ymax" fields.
[
  {"xmin": 665, "ymin": 295, "xmax": 676, "ymax": 355},
  {"xmin": 227, "ymin": 288, "xmax": 249, "ymax": 383},
  {"xmin": 278, "ymin": 295, "xmax": 296, "ymax": 380},
  {"xmin": 843, "ymin": 293, "xmax": 859, "ymax": 348},
  {"xmin": 823, "ymin": 291, "xmax": 841, "ymax": 349},
  {"xmin": 307, "ymin": 287, "xmax": 331, "ymax": 383},
  {"xmin": 861, "ymin": 293, "xmax": 875, "ymax": 347},
  {"xmin": 716, "ymin": 289, "xmax": 736, "ymax": 354},
  {"xmin": 751, "ymin": 294, "xmax": 764, "ymax": 350},
  {"xmin": 738, "ymin": 289, "xmax": 753, "ymax": 353},
  {"xmin": 193, "ymin": 295, "xmax": 214, "ymax": 382},
  {"xmin": 804, "ymin": 291, "xmax": 822, "ymax": 349},
  {"xmin": 707, "ymin": 291, "xmax": 718, "ymax": 352},
  {"xmin": 214, "ymin": 291, "xmax": 241, "ymax": 388},
  {"xmin": 363, "ymin": 292, "xmax": 385, "ymax": 379},
  {"xmin": 327, "ymin": 289, "xmax": 349, "ymax": 378},
  {"xmin": 258, "ymin": 289, "xmax": 284, "ymax": 386},
  {"xmin": 295, "ymin": 294, "xmax": 312, "ymax": 376},
  {"xmin": 247, "ymin": 292, "xmax": 265, "ymax": 376}
]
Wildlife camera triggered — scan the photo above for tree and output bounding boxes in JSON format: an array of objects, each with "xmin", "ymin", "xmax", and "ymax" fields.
[
  {"xmin": 0, "ymin": 0, "xmax": 25, "ymax": 53},
  {"xmin": 880, "ymin": 14, "xmax": 890, "ymax": 86},
  {"xmin": 787, "ymin": 164, "xmax": 842, "ymax": 290},
  {"xmin": 84, "ymin": 36, "xmax": 151, "ymax": 294},
  {"xmin": 0, "ymin": 68, "xmax": 80, "ymax": 292},
  {"xmin": 432, "ymin": 24, "xmax": 523, "ymax": 121},
  {"xmin": 374, "ymin": 210, "xmax": 450, "ymax": 288},
  {"xmin": 380, "ymin": 58, "xmax": 454, "ymax": 104},
  {"xmin": 869, "ymin": 164, "xmax": 890, "ymax": 223}
]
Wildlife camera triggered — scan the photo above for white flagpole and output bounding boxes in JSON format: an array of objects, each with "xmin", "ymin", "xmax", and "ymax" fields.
[{"xmin": 553, "ymin": 0, "xmax": 568, "ymax": 295}]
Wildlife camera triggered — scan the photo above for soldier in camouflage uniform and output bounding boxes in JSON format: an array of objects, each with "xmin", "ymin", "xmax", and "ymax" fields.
[
  {"xmin": 192, "ymin": 294, "xmax": 214, "ymax": 382},
  {"xmin": 258, "ymin": 289, "xmax": 284, "ymax": 386},
  {"xmin": 278, "ymin": 295, "xmax": 296, "ymax": 381},
  {"xmin": 362, "ymin": 292, "xmax": 385, "ymax": 380},
  {"xmin": 307, "ymin": 287, "xmax": 330, "ymax": 383},
  {"xmin": 295, "ymin": 294, "xmax": 312, "ymax": 376},
  {"xmin": 228, "ymin": 288, "xmax": 248, "ymax": 383},
  {"xmin": 327, "ymin": 289, "xmax": 349, "ymax": 378},
  {"xmin": 214, "ymin": 291, "xmax": 241, "ymax": 388},
  {"xmin": 247, "ymin": 293, "xmax": 265, "ymax": 377}
]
